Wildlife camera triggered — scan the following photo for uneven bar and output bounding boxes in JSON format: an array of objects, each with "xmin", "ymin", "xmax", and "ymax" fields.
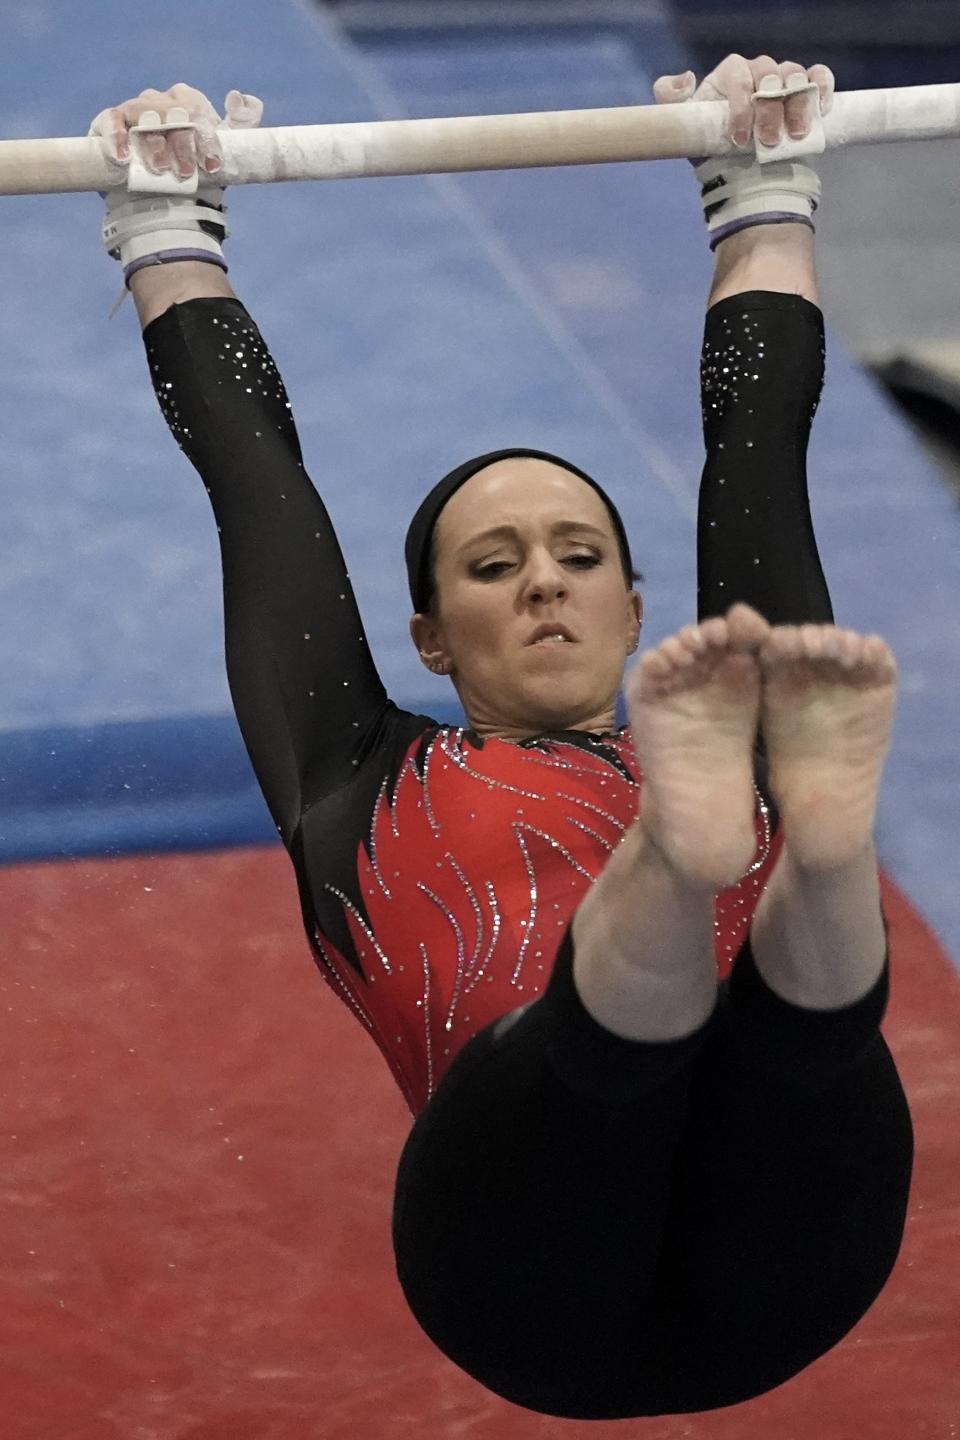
[{"xmin": 1, "ymin": 84, "xmax": 958, "ymax": 197}]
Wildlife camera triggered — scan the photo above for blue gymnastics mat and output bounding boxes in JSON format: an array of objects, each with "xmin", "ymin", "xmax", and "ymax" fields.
[{"xmin": 1, "ymin": 0, "xmax": 957, "ymax": 966}]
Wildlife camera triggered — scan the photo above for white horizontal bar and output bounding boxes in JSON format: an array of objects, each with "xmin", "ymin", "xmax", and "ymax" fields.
[{"xmin": 1, "ymin": 84, "xmax": 959, "ymax": 197}]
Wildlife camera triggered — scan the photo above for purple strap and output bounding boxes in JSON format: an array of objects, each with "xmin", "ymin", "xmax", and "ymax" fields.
[
  {"xmin": 709, "ymin": 214, "xmax": 815, "ymax": 252},
  {"xmin": 123, "ymin": 250, "xmax": 228, "ymax": 287}
]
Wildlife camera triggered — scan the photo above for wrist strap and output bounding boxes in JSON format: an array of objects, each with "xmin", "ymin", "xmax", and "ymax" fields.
[
  {"xmin": 123, "ymin": 250, "xmax": 228, "ymax": 283},
  {"xmin": 708, "ymin": 214, "xmax": 815, "ymax": 252},
  {"xmin": 103, "ymin": 190, "xmax": 229, "ymax": 318},
  {"xmin": 690, "ymin": 76, "xmax": 824, "ymax": 252},
  {"xmin": 695, "ymin": 153, "xmax": 821, "ymax": 250}
]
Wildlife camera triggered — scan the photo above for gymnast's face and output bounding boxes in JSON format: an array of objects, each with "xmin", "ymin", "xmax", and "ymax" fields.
[{"xmin": 409, "ymin": 459, "xmax": 642, "ymax": 741}]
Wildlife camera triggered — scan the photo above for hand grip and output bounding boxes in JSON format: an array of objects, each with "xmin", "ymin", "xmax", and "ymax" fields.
[
  {"xmin": 751, "ymin": 80, "xmax": 826, "ymax": 165},
  {"xmin": 127, "ymin": 107, "xmax": 199, "ymax": 195}
]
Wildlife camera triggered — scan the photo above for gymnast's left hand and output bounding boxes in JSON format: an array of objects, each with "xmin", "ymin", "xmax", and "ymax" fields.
[
  {"xmin": 652, "ymin": 53, "xmax": 835, "ymax": 150},
  {"xmin": 88, "ymin": 84, "xmax": 264, "ymax": 178}
]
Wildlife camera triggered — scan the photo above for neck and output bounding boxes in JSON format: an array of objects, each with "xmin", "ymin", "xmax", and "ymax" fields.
[{"xmin": 469, "ymin": 718, "xmax": 622, "ymax": 744}]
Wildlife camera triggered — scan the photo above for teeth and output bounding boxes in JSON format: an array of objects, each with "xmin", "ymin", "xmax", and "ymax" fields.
[{"xmin": 536, "ymin": 634, "xmax": 569, "ymax": 644}]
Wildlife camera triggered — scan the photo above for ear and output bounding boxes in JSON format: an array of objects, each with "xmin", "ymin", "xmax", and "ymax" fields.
[
  {"xmin": 627, "ymin": 590, "xmax": 644, "ymax": 653},
  {"xmin": 409, "ymin": 612, "xmax": 451, "ymax": 676}
]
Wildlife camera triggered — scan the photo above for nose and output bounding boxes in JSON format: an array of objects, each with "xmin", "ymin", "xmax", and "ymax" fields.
[{"xmin": 523, "ymin": 555, "xmax": 569, "ymax": 604}]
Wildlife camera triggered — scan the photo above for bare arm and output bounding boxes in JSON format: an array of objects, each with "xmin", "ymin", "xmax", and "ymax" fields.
[
  {"xmin": 709, "ymin": 220, "xmax": 819, "ymax": 308},
  {"xmin": 129, "ymin": 258, "xmax": 236, "ymax": 330}
]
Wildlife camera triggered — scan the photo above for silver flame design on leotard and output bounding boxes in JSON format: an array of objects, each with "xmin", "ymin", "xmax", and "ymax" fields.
[{"xmin": 314, "ymin": 725, "xmax": 777, "ymax": 1114}]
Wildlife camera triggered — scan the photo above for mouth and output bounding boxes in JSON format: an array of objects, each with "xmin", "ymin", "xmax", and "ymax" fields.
[{"xmin": 526, "ymin": 625, "xmax": 577, "ymax": 646}]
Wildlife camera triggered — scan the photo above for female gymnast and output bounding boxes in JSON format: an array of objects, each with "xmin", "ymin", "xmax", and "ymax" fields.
[{"xmin": 91, "ymin": 52, "xmax": 914, "ymax": 1420}]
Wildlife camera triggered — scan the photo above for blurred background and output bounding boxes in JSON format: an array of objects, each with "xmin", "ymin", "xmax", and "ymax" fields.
[{"xmin": 1, "ymin": 2, "xmax": 958, "ymax": 1437}]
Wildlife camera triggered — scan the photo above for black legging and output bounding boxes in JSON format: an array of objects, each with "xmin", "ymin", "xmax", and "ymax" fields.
[{"xmin": 392, "ymin": 922, "xmax": 914, "ymax": 1420}]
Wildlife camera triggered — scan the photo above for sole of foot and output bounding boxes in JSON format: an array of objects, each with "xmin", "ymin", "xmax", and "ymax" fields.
[
  {"xmin": 757, "ymin": 623, "xmax": 898, "ymax": 870},
  {"xmin": 625, "ymin": 602, "xmax": 771, "ymax": 890}
]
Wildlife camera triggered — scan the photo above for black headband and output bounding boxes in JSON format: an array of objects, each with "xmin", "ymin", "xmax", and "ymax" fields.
[{"xmin": 404, "ymin": 447, "xmax": 635, "ymax": 613}]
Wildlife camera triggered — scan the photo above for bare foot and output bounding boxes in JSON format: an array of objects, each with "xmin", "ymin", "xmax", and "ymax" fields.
[
  {"xmin": 758, "ymin": 623, "xmax": 898, "ymax": 869},
  {"xmin": 625, "ymin": 602, "xmax": 771, "ymax": 889}
]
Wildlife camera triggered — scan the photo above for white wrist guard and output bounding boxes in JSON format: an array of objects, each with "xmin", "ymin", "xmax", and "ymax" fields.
[
  {"xmin": 91, "ymin": 96, "xmax": 266, "ymax": 316},
  {"xmin": 695, "ymin": 152, "xmax": 822, "ymax": 251},
  {"xmin": 95, "ymin": 111, "xmax": 232, "ymax": 317},
  {"xmin": 101, "ymin": 184, "xmax": 230, "ymax": 276}
]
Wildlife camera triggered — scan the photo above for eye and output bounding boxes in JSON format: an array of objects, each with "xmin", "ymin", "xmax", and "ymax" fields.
[{"xmin": 474, "ymin": 553, "xmax": 601, "ymax": 579}]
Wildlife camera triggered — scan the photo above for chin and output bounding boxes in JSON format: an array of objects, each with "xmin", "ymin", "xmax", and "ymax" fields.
[{"xmin": 518, "ymin": 692, "xmax": 586, "ymax": 732}]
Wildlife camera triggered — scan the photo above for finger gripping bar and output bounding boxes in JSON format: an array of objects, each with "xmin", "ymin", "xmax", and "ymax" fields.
[
  {"xmin": 127, "ymin": 109, "xmax": 200, "ymax": 195},
  {"xmin": 750, "ymin": 79, "xmax": 825, "ymax": 164}
]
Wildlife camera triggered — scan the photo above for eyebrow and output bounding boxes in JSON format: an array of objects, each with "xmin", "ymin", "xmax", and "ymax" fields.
[{"xmin": 458, "ymin": 521, "xmax": 609, "ymax": 555}]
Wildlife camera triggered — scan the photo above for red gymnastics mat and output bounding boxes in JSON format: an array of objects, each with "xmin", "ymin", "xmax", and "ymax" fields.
[{"xmin": 0, "ymin": 847, "xmax": 957, "ymax": 1440}]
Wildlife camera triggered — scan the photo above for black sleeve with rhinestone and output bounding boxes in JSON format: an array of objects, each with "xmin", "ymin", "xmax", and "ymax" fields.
[
  {"xmin": 697, "ymin": 289, "xmax": 833, "ymax": 629},
  {"xmin": 141, "ymin": 295, "xmax": 392, "ymax": 845}
]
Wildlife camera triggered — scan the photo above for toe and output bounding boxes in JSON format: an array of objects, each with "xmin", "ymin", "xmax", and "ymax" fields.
[
  {"xmin": 800, "ymin": 624, "xmax": 825, "ymax": 658},
  {"xmin": 661, "ymin": 636, "xmax": 696, "ymax": 667},
  {"xmin": 643, "ymin": 648, "xmax": 674, "ymax": 680},
  {"xmin": 679, "ymin": 625, "xmax": 708, "ymax": 654},
  {"xmin": 699, "ymin": 617, "xmax": 729, "ymax": 647},
  {"xmin": 759, "ymin": 626, "xmax": 800, "ymax": 665},
  {"xmin": 727, "ymin": 602, "xmax": 772, "ymax": 651},
  {"xmin": 838, "ymin": 630, "xmax": 863, "ymax": 664},
  {"xmin": 820, "ymin": 630, "xmax": 843, "ymax": 660}
]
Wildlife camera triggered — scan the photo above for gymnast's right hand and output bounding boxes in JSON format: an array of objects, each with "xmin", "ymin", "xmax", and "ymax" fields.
[{"xmin": 88, "ymin": 84, "xmax": 264, "ymax": 179}]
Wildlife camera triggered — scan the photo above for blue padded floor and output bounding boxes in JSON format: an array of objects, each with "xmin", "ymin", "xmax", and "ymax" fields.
[{"xmin": 1, "ymin": 2, "xmax": 958, "ymax": 966}]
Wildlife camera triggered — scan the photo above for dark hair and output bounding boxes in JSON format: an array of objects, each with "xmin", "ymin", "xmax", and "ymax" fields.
[{"xmin": 425, "ymin": 524, "xmax": 644, "ymax": 618}]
